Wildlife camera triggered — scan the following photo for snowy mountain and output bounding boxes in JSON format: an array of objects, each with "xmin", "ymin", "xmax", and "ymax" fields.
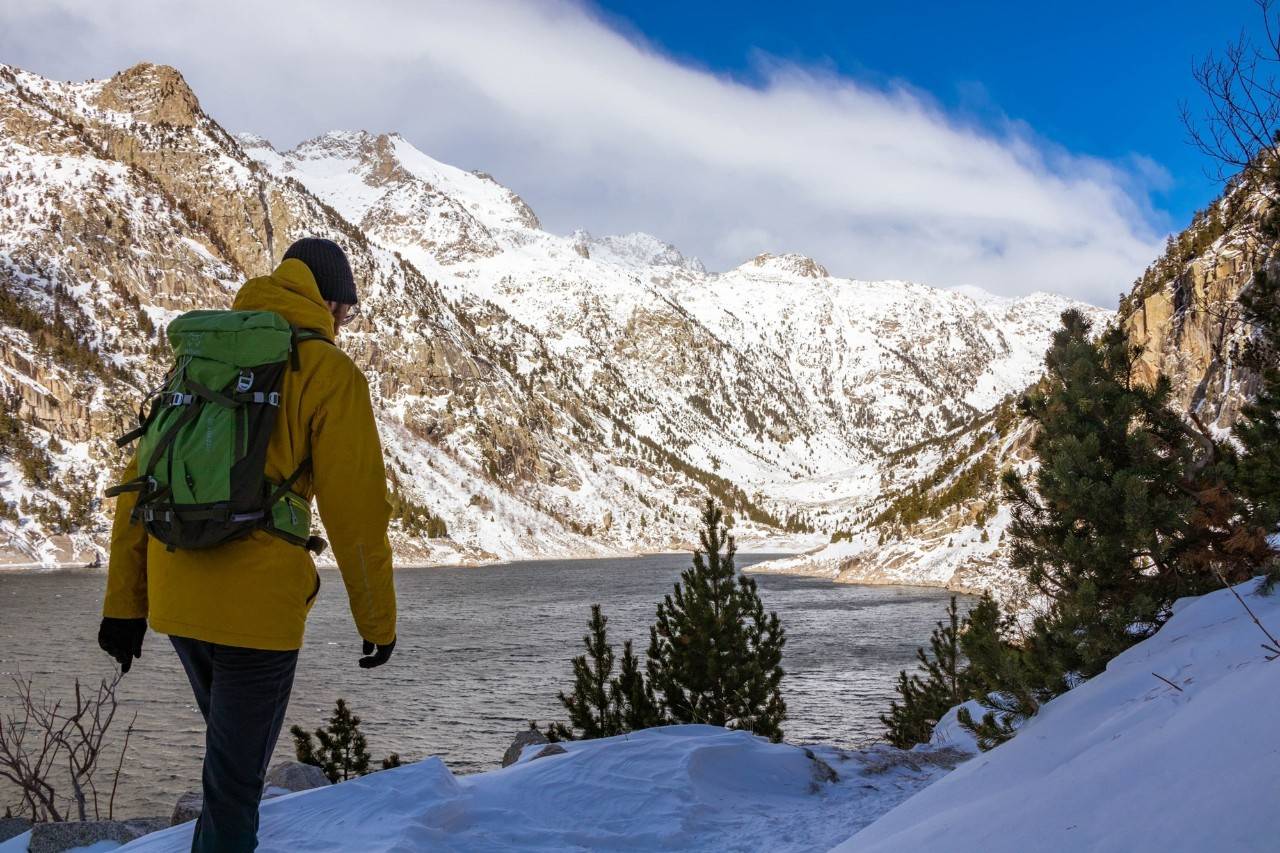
[
  {"xmin": 0, "ymin": 62, "xmax": 1102, "ymax": 586},
  {"xmin": 249, "ymin": 129, "xmax": 1107, "ymax": 555}
]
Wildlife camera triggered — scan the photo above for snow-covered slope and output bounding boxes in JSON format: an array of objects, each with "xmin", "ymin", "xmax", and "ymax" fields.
[
  {"xmin": 752, "ymin": 401, "xmax": 1038, "ymax": 604},
  {"xmin": 110, "ymin": 725, "xmax": 966, "ymax": 853},
  {"xmin": 836, "ymin": 577, "xmax": 1280, "ymax": 852}
]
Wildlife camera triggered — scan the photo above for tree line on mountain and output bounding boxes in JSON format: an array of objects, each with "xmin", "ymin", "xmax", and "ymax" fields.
[
  {"xmin": 869, "ymin": 396, "xmax": 1018, "ymax": 540},
  {"xmin": 882, "ymin": 282, "xmax": 1280, "ymax": 749}
]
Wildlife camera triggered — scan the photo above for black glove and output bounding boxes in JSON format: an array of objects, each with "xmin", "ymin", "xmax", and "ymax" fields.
[
  {"xmin": 359, "ymin": 636, "xmax": 395, "ymax": 669},
  {"xmin": 98, "ymin": 617, "xmax": 147, "ymax": 674}
]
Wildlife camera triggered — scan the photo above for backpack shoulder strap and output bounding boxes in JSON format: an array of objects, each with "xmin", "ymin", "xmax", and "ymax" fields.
[{"xmin": 288, "ymin": 326, "xmax": 334, "ymax": 370}]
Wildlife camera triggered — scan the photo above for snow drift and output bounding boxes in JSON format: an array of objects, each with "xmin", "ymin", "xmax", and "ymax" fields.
[{"xmin": 112, "ymin": 726, "xmax": 962, "ymax": 852}]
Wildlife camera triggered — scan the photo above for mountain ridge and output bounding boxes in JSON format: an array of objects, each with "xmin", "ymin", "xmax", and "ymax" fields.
[{"xmin": 0, "ymin": 62, "xmax": 1106, "ymax": 600}]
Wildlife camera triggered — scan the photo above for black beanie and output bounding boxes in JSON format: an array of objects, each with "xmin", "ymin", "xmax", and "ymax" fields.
[{"xmin": 282, "ymin": 238, "xmax": 357, "ymax": 305}]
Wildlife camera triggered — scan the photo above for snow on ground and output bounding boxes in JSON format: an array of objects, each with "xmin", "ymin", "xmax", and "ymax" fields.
[
  {"xmin": 836, "ymin": 577, "xmax": 1280, "ymax": 853},
  {"xmin": 113, "ymin": 726, "xmax": 965, "ymax": 853}
]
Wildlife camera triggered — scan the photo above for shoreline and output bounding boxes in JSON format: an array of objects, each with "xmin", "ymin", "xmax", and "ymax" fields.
[
  {"xmin": 0, "ymin": 548, "xmax": 801, "ymax": 575},
  {"xmin": 743, "ymin": 556, "xmax": 990, "ymax": 599}
]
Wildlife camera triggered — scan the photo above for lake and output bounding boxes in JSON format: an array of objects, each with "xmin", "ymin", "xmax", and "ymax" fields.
[{"xmin": 0, "ymin": 554, "xmax": 965, "ymax": 817}]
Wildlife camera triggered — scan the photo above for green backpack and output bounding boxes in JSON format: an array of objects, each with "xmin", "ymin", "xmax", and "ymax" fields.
[{"xmin": 107, "ymin": 310, "xmax": 328, "ymax": 554}]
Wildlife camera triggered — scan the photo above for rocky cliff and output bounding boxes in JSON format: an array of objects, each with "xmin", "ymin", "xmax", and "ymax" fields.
[{"xmin": 1121, "ymin": 189, "xmax": 1274, "ymax": 428}]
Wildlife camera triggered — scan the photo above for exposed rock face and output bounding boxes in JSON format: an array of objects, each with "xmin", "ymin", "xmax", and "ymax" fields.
[
  {"xmin": 0, "ymin": 816, "xmax": 32, "ymax": 843},
  {"xmin": 742, "ymin": 252, "xmax": 829, "ymax": 279},
  {"xmin": 1124, "ymin": 236, "xmax": 1268, "ymax": 429},
  {"xmin": 804, "ymin": 747, "xmax": 840, "ymax": 791},
  {"xmin": 170, "ymin": 762, "xmax": 330, "ymax": 826},
  {"xmin": 171, "ymin": 790, "xmax": 203, "ymax": 826},
  {"xmin": 531, "ymin": 743, "xmax": 567, "ymax": 761},
  {"xmin": 94, "ymin": 63, "xmax": 202, "ymax": 127}
]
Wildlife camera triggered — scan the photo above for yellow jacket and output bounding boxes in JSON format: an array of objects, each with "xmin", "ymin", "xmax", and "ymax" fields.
[{"xmin": 103, "ymin": 259, "xmax": 397, "ymax": 651}]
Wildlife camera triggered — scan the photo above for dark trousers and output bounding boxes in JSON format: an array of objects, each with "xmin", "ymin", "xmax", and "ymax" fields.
[{"xmin": 170, "ymin": 636, "xmax": 299, "ymax": 853}]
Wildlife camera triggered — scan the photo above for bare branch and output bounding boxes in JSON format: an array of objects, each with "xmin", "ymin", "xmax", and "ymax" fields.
[
  {"xmin": 0, "ymin": 670, "xmax": 129, "ymax": 821},
  {"xmin": 1183, "ymin": 8, "xmax": 1280, "ymax": 200}
]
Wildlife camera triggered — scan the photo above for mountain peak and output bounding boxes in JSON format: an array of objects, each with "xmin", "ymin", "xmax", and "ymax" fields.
[
  {"xmin": 740, "ymin": 252, "xmax": 829, "ymax": 279},
  {"xmin": 570, "ymin": 230, "xmax": 705, "ymax": 272},
  {"xmin": 235, "ymin": 132, "xmax": 276, "ymax": 152},
  {"xmin": 94, "ymin": 62, "xmax": 202, "ymax": 127},
  {"xmin": 291, "ymin": 129, "xmax": 379, "ymax": 158}
]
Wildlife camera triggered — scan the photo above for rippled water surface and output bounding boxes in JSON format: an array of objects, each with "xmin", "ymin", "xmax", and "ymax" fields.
[{"xmin": 0, "ymin": 555, "xmax": 965, "ymax": 816}]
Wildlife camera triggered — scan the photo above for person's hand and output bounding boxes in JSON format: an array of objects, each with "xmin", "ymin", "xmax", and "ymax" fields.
[
  {"xmin": 98, "ymin": 617, "xmax": 146, "ymax": 674},
  {"xmin": 358, "ymin": 636, "xmax": 395, "ymax": 669}
]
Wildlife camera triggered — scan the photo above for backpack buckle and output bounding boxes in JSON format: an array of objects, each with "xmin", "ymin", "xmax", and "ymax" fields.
[
  {"xmin": 236, "ymin": 370, "xmax": 254, "ymax": 393},
  {"xmin": 267, "ymin": 391, "xmax": 280, "ymax": 407},
  {"xmin": 167, "ymin": 392, "xmax": 193, "ymax": 406}
]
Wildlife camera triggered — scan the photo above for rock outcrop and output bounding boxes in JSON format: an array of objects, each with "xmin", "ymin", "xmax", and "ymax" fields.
[
  {"xmin": 1123, "ymin": 218, "xmax": 1269, "ymax": 428},
  {"xmin": 265, "ymin": 761, "xmax": 332, "ymax": 793}
]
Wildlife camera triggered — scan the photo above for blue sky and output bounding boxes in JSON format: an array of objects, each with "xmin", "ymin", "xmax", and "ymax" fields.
[
  {"xmin": 1, "ymin": 0, "xmax": 1267, "ymax": 305},
  {"xmin": 593, "ymin": 0, "xmax": 1261, "ymax": 232}
]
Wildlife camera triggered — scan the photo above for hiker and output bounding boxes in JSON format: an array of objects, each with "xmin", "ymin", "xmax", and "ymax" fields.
[{"xmin": 97, "ymin": 238, "xmax": 398, "ymax": 852}]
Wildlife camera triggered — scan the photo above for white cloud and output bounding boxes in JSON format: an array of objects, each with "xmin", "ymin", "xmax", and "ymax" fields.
[{"xmin": 0, "ymin": 0, "xmax": 1167, "ymax": 305}]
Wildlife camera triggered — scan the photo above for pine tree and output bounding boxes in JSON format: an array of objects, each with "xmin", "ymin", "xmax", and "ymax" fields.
[
  {"xmin": 551, "ymin": 610, "xmax": 664, "ymax": 740},
  {"xmin": 957, "ymin": 308, "xmax": 1262, "ymax": 750},
  {"xmin": 610, "ymin": 639, "xmax": 663, "ymax": 731},
  {"xmin": 646, "ymin": 499, "xmax": 787, "ymax": 742},
  {"xmin": 880, "ymin": 597, "xmax": 973, "ymax": 748},
  {"xmin": 1221, "ymin": 268, "xmax": 1280, "ymax": 587},
  {"xmin": 1002, "ymin": 310, "xmax": 1209, "ymax": 684},
  {"xmin": 880, "ymin": 670, "xmax": 928, "ymax": 749},
  {"xmin": 954, "ymin": 594, "xmax": 1047, "ymax": 749},
  {"xmin": 290, "ymin": 698, "xmax": 373, "ymax": 783},
  {"xmin": 556, "ymin": 605, "xmax": 621, "ymax": 739}
]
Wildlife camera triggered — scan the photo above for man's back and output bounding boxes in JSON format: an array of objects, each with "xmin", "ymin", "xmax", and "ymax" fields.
[
  {"xmin": 100, "ymin": 240, "xmax": 398, "ymax": 853},
  {"xmin": 102, "ymin": 256, "xmax": 397, "ymax": 650}
]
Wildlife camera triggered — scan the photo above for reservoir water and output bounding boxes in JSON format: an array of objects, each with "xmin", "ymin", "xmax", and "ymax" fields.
[{"xmin": 0, "ymin": 554, "xmax": 966, "ymax": 817}]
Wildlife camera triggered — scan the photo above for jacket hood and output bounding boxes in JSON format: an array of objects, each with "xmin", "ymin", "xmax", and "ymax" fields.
[{"xmin": 232, "ymin": 258, "xmax": 336, "ymax": 340}]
